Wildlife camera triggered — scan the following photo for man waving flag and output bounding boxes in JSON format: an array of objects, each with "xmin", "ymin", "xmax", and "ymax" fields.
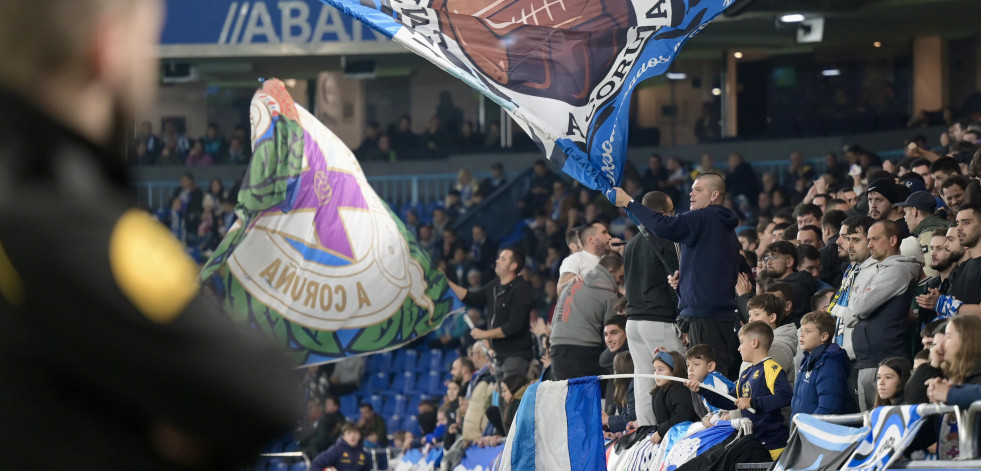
[{"xmin": 318, "ymin": 0, "xmax": 734, "ymax": 191}]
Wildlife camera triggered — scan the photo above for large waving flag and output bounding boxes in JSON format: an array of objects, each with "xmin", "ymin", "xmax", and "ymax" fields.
[
  {"xmin": 841, "ymin": 405, "xmax": 926, "ymax": 471},
  {"xmin": 772, "ymin": 414, "xmax": 869, "ymax": 471},
  {"xmin": 200, "ymin": 79, "xmax": 458, "ymax": 365},
  {"xmin": 661, "ymin": 422, "xmax": 737, "ymax": 471},
  {"xmin": 499, "ymin": 377, "xmax": 606, "ymax": 471},
  {"xmin": 317, "ymin": 0, "xmax": 734, "ymax": 191}
]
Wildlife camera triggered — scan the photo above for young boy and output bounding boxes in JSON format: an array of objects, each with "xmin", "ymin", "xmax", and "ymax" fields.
[
  {"xmin": 746, "ymin": 293, "xmax": 798, "ymax": 387},
  {"xmin": 686, "ymin": 344, "xmax": 736, "ymax": 418},
  {"xmin": 311, "ymin": 423, "xmax": 372, "ymax": 471},
  {"xmin": 792, "ymin": 311, "xmax": 850, "ymax": 417},
  {"xmin": 688, "ymin": 321, "xmax": 792, "ymax": 460}
]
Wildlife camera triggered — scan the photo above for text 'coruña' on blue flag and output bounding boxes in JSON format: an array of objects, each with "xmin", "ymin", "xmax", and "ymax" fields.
[{"xmin": 316, "ymin": 0, "xmax": 734, "ymax": 191}]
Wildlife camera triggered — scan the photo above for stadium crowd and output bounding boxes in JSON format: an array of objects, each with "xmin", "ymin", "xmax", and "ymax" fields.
[
  {"xmin": 273, "ymin": 115, "xmax": 981, "ymax": 469},
  {"xmin": 159, "ymin": 114, "xmax": 981, "ymax": 468}
]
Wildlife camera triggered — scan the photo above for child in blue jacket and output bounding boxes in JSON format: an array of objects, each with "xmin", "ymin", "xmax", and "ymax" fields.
[{"xmin": 793, "ymin": 311, "xmax": 850, "ymax": 416}]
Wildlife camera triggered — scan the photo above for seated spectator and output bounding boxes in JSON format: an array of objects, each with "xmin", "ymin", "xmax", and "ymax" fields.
[
  {"xmin": 353, "ymin": 121, "xmax": 381, "ymax": 160},
  {"xmin": 184, "ymin": 140, "xmax": 213, "ymax": 167},
  {"xmin": 311, "ymin": 423, "xmax": 372, "ymax": 471},
  {"xmin": 649, "ymin": 350, "xmax": 700, "ymax": 445},
  {"xmin": 455, "ymin": 120, "xmax": 483, "ymax": 153},
  {"xmin": 500, "ymin": 374, "xmax": 531, "ymax": 436},
  {"xmin": 745, "ymin": 293, "xmax": 797, "ymax": 386},
  {"xmin": 226, "ymin": 136, "xmax": 249, "ymax": 164},
  {"xmin": 873, "ymin": 357, "xmax": 912, "ymax": 407},
  {"xmin": 928, "ymin": 316, "xmax": 981, "ymax": 409},
  {"xmin": 199, "ymin": 122, "xmax": 227, "ymax": 159},
  {"xmin": 454, "ymin": 169, "xmax": 479, "ymax": 207},
  {"xmin": 479, "ymin": 162, "xmax": 507, "ymax": 196},
  {"xmin": 604, "ymin": 351, "xmax": 636, "ymax": 436},
  {"xmin": 421, "ymin": 116, "xmax": 448, "ymax": 159},
  {"xmin": 356, "ymin": 403, "xmax": 387, "ymax": 447},
  {"xmin": 389, "ymin": 115, "xmax": 418, "ymax": 157}
]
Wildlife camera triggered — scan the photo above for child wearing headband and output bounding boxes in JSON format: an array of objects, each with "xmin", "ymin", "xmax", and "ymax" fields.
[{"xmin": 649, "ymin": 349, "xmax": 699, "ymax": 445}]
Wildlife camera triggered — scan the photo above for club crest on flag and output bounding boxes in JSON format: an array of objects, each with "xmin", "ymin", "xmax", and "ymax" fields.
[{"xmin": 201, "ymin": 79, "xmax": 458, "ymax": 364}]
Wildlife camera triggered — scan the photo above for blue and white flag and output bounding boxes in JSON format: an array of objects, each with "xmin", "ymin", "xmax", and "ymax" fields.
[
  {"xmin": 842, "ymin": 405, "xmax": 926, "ymax": 471},
  {"xmin": 317, "ymin": 0, "xmax": 734, "ymax": 191},
  {"xmin": 661, "ymin": 421, "xmax": 737, "ymax": 471},
  {"xmin": 498, "ymin": 377, "xmax": 606, "ymax": 471},
  {"xmin": 452, "ymin": 444, "xmax": 504, "ymax": 471},
  {"xmin": 772, "ymin": 414, "xmax": 869, "ymax": 471},
  {"xmin": 200, "ymin": 79, "xmax": 459, "ymax": 365}
]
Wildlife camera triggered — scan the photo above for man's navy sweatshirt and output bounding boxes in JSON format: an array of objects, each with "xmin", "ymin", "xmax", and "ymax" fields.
[{"xmin": 625, "ymin": 201, "xmax": 740, "ymax": 320}]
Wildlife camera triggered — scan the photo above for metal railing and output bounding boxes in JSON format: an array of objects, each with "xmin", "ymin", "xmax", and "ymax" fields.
[{"xmin": 448, "ymin": 168, "xmax": 533, "ymax": 244}]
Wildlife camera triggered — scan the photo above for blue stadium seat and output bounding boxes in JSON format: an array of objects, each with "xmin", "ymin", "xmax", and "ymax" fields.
[
  {"xmin": 391, "ymin": 394, "xmax": 408, "ymax": 416},
  {"xmin": 369, "ymin": 394, "xmax": 384, "ymax": 413},
  {"xmin": 401, "ymin": 415, "xmax": 419, "ymax": 434},
  {"xmin": 381, "ymin": 395, "xmax": 396, "ymax": 416},
  {"xmin": 399, "ymin": 371, "xmax": 417, "ymax": 395},
  {"xmin": 390, "ymin": 371, "xmax": 408, "ymax": 394},
  {"xmin": 369, "ymin": 371, "xmax": 391, "ymax": 393},
  {"xmin": 386, "ymin": 414, "xmax": 401, "ymax": 433},
  {"xmin": 339, "ymin": 395, "xmax": 358, "ymax": 419},
  {"xmin": 268, "ymin": 460, "xmax": 288, "ymax": 471},
  {"xmin": 425, "ymin": 371, "xmax": 446, "ymax": 396},
  {"xmin": 366, "ymin": 351, "xmax": 392, "ymax": 374},
  {"xmin": 403, "ymin": 349, "xmax": 419, "ymax": 371},
  {"xmin": 288, "ymin": 462, "xmax": 307, "ymax": 471},
  {"xmin": 415, "ymin": 349, "xmax": 432, "ymax": 373},
  {"xmin": 426, "ymin": 349, "xmax": 443, "ymax": 372}
]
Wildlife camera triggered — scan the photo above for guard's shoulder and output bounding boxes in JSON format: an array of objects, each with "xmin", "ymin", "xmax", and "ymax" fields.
[{"xmin": 108, "ymin": 209, "xmax": 199, "ymax": 324}]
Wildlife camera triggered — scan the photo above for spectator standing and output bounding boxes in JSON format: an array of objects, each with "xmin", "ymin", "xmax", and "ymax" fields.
[
  {"xmin": 623, "ymin": 191, "xmax": 684, "ymax": 426},
  {"xmin": 549, "ymin": 255, "xmax": 624, "ymax": 380},
  {"xmin": 556, "ymin": 222, "xmax": 616, "ymax": 291},
  {"xmin": 448, "ymin": 248, "xmax": 534, "ymax": 380},
  {"xmin": 612, "ymin": 173, "xmax": 741, "ymax": 378},
  {"xmin": 834, "ymin": 220, "xmax": 919, "ymax": 411}
]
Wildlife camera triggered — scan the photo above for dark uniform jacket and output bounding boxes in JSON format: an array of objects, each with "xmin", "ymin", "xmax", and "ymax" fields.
[{"xmin": 0, "ymin": 90, "xmax": 299, "ymax": 469}]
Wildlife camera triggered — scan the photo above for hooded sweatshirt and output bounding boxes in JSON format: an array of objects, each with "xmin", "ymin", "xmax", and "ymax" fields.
[
  {"xmin": 549, "ymin": 264, "xmax": 619, "ymax": 347},
  {"xmin": 836, "ymin": 255, "xmax": 920, "ymax": 369},
  {"xmin": 626, "ymin": 201, "xmax": 740, "ymax": 320}
]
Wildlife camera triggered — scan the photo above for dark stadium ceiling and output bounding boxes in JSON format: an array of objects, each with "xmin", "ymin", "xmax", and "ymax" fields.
[{"xmin": 180, "ymin": 0, "xmax": 981, "ymax": 83}]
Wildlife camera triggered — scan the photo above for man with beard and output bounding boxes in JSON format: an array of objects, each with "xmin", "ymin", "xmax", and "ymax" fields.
[
  {"xmin": 744, "ymin": 241, "xmax": 817, "ymax": 327},
  {"xmin": 896, "ymin": 191, "xmax": 950, "ymax": 277},
  {"xmin": 915, "ymin": 228, "xmax": 961, "ymax": 323},
  {"xmin": 0, "ymin": 1, "xmax": 299, "ymax": 468},
  {"xmin": 834, "ymin": 220, "xmax": 920, "ymax": 411},
  {"xmin": 866, "ymin": 178, "xmax": 910, "ymax": 239},
  {"xmin": 933, "ymin": 204, "xmax": 981, "ymax": 318},
  {"xmin": 819, "ymin": 209, "xmax": 849, "ymax": 287}
]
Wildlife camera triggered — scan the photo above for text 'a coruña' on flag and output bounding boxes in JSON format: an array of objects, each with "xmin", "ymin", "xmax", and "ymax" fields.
[
  {"xmin": 200, "ymin": 79, "xmax": 460, "ymax": 366},
  {"xmin": 316, "ymin": 0, "xmax": 734, "ymax": 191}
]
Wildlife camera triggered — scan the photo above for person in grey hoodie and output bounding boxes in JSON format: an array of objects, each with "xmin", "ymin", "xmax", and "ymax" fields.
[
  {"xmin": 549, "ymin": 254, "xmax": 625, "ymax": 380},
  {"xmin": 833, "ymin": 220, "xmax": 920, "ymax": 411}
]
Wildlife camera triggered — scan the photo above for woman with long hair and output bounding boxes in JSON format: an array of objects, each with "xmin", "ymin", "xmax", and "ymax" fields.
[
  {"xmin": 604, "ymin": 351, "xmax": 636, "ymax": 436},
  {"xmin": 873, "ymin": 357, "xmax": 912, "ymax": 408},
  {"xmin": 928, "ymin": 316, "xmax": 981, "ymax": 408}
]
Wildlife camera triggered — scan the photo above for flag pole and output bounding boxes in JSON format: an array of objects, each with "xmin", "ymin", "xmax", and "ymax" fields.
[{"xmin": 598, "ymin": 373, "xmax": 755, "ymax": 414}]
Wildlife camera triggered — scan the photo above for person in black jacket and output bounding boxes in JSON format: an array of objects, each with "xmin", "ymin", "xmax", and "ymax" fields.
[
  {"xmin": 623, "ymin": 191, "xmax": 684, "ymax": 426},
  {"xmin": 649, "ymin": 350, "xmax": 700, "ymax": 445},
  {"xmin": 0, "ymin": 2, "xmax": 300, "ymax": 469},
  {"xmin": 448, "ymin": 247, "xmax": 534, "ymax": 381}
]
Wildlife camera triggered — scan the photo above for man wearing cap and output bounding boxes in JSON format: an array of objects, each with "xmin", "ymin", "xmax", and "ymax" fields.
[
  {"xmin": 897, "ymin": 191, "xmax": 950, "ymax": 277},
  {"xmin": 867, "ymin": 178, "xmax": 911, "ymax": 239}
]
